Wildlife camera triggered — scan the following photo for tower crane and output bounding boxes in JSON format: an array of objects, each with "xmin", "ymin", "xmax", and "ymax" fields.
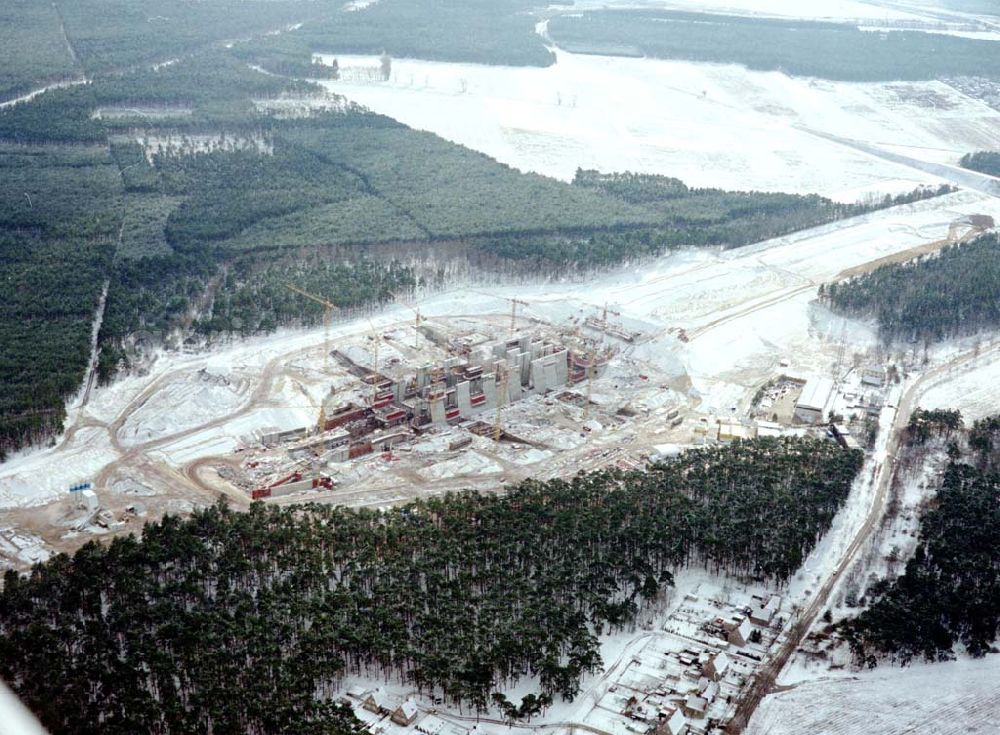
[
  {"xmin": 467, "ymin": 289, "xmax": 531, "ymax": 336},
  {"xmin": 508, "ymin": 297, "xmax": 529, "ymax": 336},
  {"xmin": 401, "ymin": 301, "xmax": 424, "ymax": 348},
  {"xmin": 286, "ymin": 284, "xmax": 340, "ymax": 432},
  {"xmin": 286, "ymin": 284, "xmax": 338, "ymax": 374}
]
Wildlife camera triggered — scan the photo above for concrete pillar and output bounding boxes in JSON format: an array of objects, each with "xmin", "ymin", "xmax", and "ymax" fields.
[
  {"xmin": 553, "ymin": 349, "xmax": 569, "ymax": 385},
  {"xmin": 482, "ymin": 373, "xmax": 497, "ymax": 407},
  {"xmin": 531, "ymin": 358, "xmax": 547, "ymax": 395},
  {"xmin": 430, "ymin": 397, "xmax": 446, "ymax": 424},
  {"xmin": 456, "ymin": 381, "xmax": 472, "ymax": 416}
]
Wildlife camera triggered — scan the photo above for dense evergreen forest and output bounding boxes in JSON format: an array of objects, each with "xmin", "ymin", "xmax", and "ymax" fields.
[
  {"xmin": 0, "ymin": 0, "xmax": 79, "ymax": 100},
  {"xmin": 960, "ymin": 150, "xmax": 1000, "ymax": 178},
  {"xmin": 0, "ymin": 437, "xmax": 862, "ymax": 733},
  {"xmin": 840, "ymin": 413, "xmax": 1000, "ymax": 665},
  {"xmin": 236, "ymin": 0, "xmax": 553, "ymax": 74},
  {"xmin": 0, "ymin": 143, "xmax": 123, "ymax": 458},
  {"xmin": 547, "ymin": 10, "xmax": 1000, "ymax": 82},
  {"xmin": 0, "ymin": 0, "xmax": 551, "ymax": 103},
  {"xmin": 821, "ymin": 233, "xmax": 1000, "ymax": 344}
]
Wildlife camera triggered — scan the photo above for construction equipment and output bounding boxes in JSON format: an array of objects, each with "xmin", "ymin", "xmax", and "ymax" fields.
[
  {"xmin": 286, "ymin": 284, "xmax": 342, "ymax": 433},
  {"xmin": 467, "ymin": 290, "xmax": 531, "ymax": 336},
  {"xmin": 401, "ymin": 301, "xmax": 424, "ymax": 348},
  {"xmin": 494, "ymin": 364, "xmax": 508, "ymax": 441},
  {"xmin": 508, "ymin": 297, "xmax": 529, "ymax": 335},
  {"xmin": 286, "ymin": 284, "xmax": 338, "ymax": 374},
  {"xmin": 601, "ymin": 303, "xmax": 621, "ymax": 332}
]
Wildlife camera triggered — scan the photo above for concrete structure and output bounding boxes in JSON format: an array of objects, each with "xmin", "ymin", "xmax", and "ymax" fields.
[
  {"xmin": 831, "ymin": 423, "xmax": 861, "ymax": 451},
  {"xmin": 794, "ymin": 377, "xmax": 834, "ymax": 424},
  {"xmin": 79, "ymin": 489, "xmax": 99, "ymax": 513}
]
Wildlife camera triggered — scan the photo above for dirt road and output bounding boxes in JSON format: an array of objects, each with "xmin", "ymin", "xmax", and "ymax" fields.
[{"xmin": 727, "ymin": 337, "xmax": 1000, "ymax": 732}]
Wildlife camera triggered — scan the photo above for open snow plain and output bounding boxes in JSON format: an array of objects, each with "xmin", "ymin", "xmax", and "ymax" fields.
[
  {"xmin": 747, "ymin": 656, "xmax": 1000, "ymax": 735},
  {"xmin": 316, "ymin": 47, "xmax": 1000, "ymax": 200}
]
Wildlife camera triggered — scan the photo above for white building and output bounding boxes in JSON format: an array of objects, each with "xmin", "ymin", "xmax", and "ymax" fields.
[{"xmin": 794, "ymin": 377, "xmax": 834, "ymax": 424}]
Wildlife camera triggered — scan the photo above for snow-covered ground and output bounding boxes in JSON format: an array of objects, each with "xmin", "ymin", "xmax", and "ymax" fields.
[
  {"xmin": 918, "ymin": 352, "xmax": 1000, "ymax": 421},
  {"xmin": 3, "ymin": 188, "xmax": 999, "ymax": 512},
  {"xmin": 563, "ymin": 0, "xmax": 936, "ymax": 22},
  {"xmin": 747, "ymin": 655, "xmax": 1000, "ymax": 735},
  {"xmin": 314, "ymin": 47, "xmax": 1000, "ymax": 198}
]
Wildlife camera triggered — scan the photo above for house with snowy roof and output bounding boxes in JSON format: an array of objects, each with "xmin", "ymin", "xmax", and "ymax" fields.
[
  {"xmin": 704, "ymin": 651, "xmax": 730, "ymax": 682},
  {"xmin": 391, "ymin": 699, "xmax": 420, "ymax": 726}
]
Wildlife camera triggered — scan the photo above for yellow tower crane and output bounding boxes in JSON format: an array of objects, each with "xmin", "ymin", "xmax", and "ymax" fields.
[{"xmin": 286, "ymin": 284, "xmax": 339, "ymax": 432}]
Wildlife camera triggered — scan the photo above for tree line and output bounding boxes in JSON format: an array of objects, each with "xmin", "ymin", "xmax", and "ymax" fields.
[
  {"xmin": 548, "ymin": 10, "xmax": 1000, "ymax": 82},
  {"xmin": 0, "ymin": 437, "xmax": 862, "ymax": 733},
  {"xmin": 840, "ymin": 412, "xmax": 1000, "ymax": 665},
  {"xmin": 960, "ymin": 150, "xmax": 1000, "ymax": 178},
  {"xmin": 821, "ymin": 233, "xmax": 1000, "ymax": 344}
]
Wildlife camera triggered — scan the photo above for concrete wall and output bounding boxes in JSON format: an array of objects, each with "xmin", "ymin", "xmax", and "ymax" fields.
[
  {"xmin": 456, "ymin": 381, "xmax": 472, "ymax": 414},
  {"xmin": 430, "ymin": 397, "xmax": 446, "ymax": 424}
]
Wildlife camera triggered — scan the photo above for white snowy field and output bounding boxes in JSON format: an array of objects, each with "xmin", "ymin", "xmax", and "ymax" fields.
[
  {"xmin": 566, "ymin": 0, "xmax": 940, "ymax": 22},
  {"xmin": 747, "ymin": 656, "xmax": 1000, "ymax": 735},
  {"xmin": 315, "ymin": 48, "xmax": 1000, "ymax": 199},
  {"xmin": 918, "ymin": 351, "xmax": 1000, "ymax": 421}
]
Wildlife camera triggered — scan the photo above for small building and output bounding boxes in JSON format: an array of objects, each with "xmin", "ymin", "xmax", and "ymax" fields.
[
  {"xmin": 681, "ymin": 694, "xmax": 708, "ymax": 718},
  {"xmin": 362, "ymin": 688, "xmax": 391, "ymax": 714},
  {"xmin": 755, "ymin": 420, "xmax": 783, "ymax": 438},
  {"xmin": 794, "ymin": 377, "xmax": 834, "ymax": 424},
  {"xmin": 718, "ymin": 420, "xmax": 755, "ymax": 443},
  {"xmin": 728, "ymin": 617, "xmax": 753, "ymax": 648},
  {"xmin": 703, "ymin": 652, "xmax": 730, "ymax": 682},
  {"xmin": 861, "ymin": 366, "xmax": 885, "ymax": 387},
  {"xmin": 700, "ymin": 681, "xmax": 719, "ymax": 703},
  {"xmin": 750, "ymin": 596, "xmax": 781, "ymax": 626},
  {"xmin": 391, "ymin": 700, "xmax": 419, "ymax": 726},
  {"xmin": 649, "ymin": 443, "xmax": 683, "ymax": 462},
  {"xmin": 345, "ymin": 685, "xmax": 369, "ymax": 700},
  {"xmin": 749, "ymin": 603, "xmax": 773, "ymax": 626},
  {"xmin": 766, "ymin": 594, "xmax": 782, "ymax": 616},
  {"xmin": 658, "ymin": 708, "xmax": 687, "ymax": 735}
]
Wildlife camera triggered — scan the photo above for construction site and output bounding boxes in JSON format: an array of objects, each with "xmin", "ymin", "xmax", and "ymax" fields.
[{"xmin": 230, "ymin": 292, "xmax": 641, "ymax": 502}]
